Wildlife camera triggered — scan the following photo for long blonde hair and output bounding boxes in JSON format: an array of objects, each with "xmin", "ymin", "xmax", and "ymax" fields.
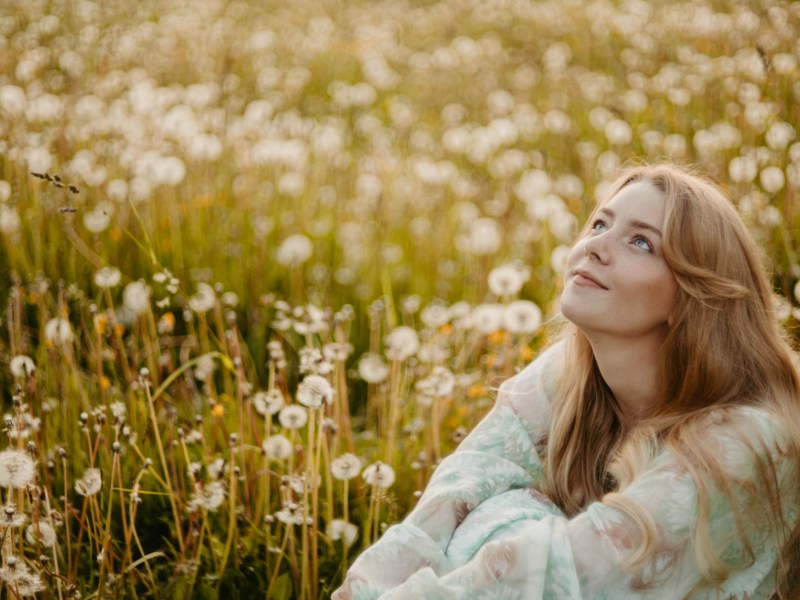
[{"xmin": 542, "ymin": 163, "xmax": 800, "ymax": 596}]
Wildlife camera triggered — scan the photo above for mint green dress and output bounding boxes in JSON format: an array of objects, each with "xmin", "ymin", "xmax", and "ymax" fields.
[{"xmin": 334, "ymin": 343, "xmax": 797, "ymax": 599}]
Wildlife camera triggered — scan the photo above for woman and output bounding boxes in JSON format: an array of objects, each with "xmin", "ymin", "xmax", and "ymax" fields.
[{"xmin": 334, "ymin": 164, "xmax": 800, "ymax": 599}]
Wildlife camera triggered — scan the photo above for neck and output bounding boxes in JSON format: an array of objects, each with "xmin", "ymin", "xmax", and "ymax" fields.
[{"xmin": 584, "ymin": 333, "xmax": 665, "ymax": 428}]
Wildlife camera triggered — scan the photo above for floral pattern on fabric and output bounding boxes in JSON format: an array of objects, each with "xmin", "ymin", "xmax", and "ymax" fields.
[{"xmin": 333, "ymin": 343, "xmax": 796, "ymax": 600}]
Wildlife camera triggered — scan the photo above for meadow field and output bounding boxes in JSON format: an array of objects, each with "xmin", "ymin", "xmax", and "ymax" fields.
[{"xmin": 0, "ymin": 0, "xmax": 798, "ymax": 597}]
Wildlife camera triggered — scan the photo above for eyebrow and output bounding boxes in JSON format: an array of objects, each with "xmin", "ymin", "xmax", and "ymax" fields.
[{"xmin": 597, "ymin": 207, "xmax": 662, "ymax": 237}]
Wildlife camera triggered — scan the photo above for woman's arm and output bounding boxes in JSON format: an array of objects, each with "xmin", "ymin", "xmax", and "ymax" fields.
[
  {"xmin": 336, "ymin": 407, "xmax": 795, "ymax": 599},
  {"xmin": 332, "ymin": 343, "xmax": 563, "ymax": 599}
]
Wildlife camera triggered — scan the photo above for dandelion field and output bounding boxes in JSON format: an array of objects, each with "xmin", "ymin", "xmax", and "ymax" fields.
[{"xmin": 0, "ymin": 0, "xmax": 799, "ymax": 597}]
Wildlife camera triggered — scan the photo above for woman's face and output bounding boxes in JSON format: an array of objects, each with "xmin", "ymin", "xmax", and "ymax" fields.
[{"xmin": 560, "ymin": 179, "xmax": 678, "ymax": 343}]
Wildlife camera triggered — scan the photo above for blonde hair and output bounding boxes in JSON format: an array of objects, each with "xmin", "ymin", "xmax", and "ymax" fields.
[{"xmin": 541, "ymin": 163, "xmax": 800, "ymax": 596}]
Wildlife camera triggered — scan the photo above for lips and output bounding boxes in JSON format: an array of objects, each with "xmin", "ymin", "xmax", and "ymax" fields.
[{"xmin": 572, "ymin": 269, "xmax": 608, "ymax": 290}]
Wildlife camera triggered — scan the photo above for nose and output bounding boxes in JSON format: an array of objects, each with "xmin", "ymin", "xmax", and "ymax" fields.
[{"xmin": 583, "ymin": 234, "xmax": 609, "ymax": 263}]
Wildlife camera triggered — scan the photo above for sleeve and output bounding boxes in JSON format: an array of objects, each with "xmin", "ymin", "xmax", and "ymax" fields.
[
  {"xmin": 332, "ymin": 343, "xmax": 564, "ymax": 599},
  {"xmin": 336, "ymin": 406, "xmax": 796, "ymax": 600}
]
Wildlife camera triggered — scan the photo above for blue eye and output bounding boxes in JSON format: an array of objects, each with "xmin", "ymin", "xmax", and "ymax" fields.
[
  {"xmin": 591, "ymin": 220, "xmax": 607, "ymax": 232},
  {"xmin": 632, "ymin": 236, "xmax": 653, "ymax": 252}
]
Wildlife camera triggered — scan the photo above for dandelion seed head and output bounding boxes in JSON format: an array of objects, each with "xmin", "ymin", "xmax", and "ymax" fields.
[
  {"xmin": 74, "ymin": 468, "xmax": 102, "ymax": 496},
  {"xmin": 188, "ymin": 283, "xmax": 216, "ymax": 313},
  {"xmin": 0, "ymin": 450, "xmax": 36, "ymax": 488},
  {"xmin": 385, "ymin": 326, "xmax": 420, "ymax": 361},
  {"xmin": 504, "ymin": 300, "xmax": 543, "ymax": 334},
  {"xmin": 0, "ymin": 206, "xmax": 21, "ymax": 235},
  {"xmin": 94, "ymin": 267, "xmax": 121, "ymax": 289},
  {"xmin": 123, "ymin": 280, "xmax": 151, "ymax": 316},
  {"xmin": 488, "ymin": 264, "xmax": 527, "ymax": 297},
  {"xmin": 362, "ymin": 461, "xmax": 395, "ymax": 489},
  {"xmin": 189, "ymin": 480, "xmax": 226, "ymax": 512},
  {"xmin": 278, "ymin": 405, "xmax": 307, "ymax": 430},
  {"xmin": 44, "ymin": 317, "xmax": 74, "ymax": 347},
  {"xmin": 358, "ymin": 353, "xmax": 389, "ymax": 384},
  {"xmin": 276, "ymin": 234, "xmax": 313, "ymax": 267},
  {"xmin": 331, "ymin": 453, "xmax": 362, "ymax": 480},
  {"xmin": 25, "ymin": 520, "xmax": 56, "ymax": 547},
  {"xmin": 326, "ymin": 519, "xmax": 358, "ymax": 547},
  {"xmin": 253, "ymin": 389, "xmax": 284, "ymax": 416},
  {"xmin": 262, "ymin": 435, "xmax": 293, "ymax": 460},
  {"xmin": 296, "ymin": 375, "xmax": 334, "ymax": 408},
  {"xmin": 10, "ymin": 355, "xmax": 36, "ymax": 378}
]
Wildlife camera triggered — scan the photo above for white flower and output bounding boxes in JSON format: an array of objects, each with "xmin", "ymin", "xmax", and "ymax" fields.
[
  {"xmin": 0, "ymin": 504, "xmax": 27, "ymax": 528},
  {"xmin": 94, "ymin": 267, "xmax": 121, "ymax": 288},
  {"xmin": 75, "ymin": 468, "xmax": 102, "ymax": 496},
  {"xmin": 0, "ymin": 451, "xmax": 35, "ymax": 489},
  {"xmin": 765, "ymin": 121, "xmax": 795, "ymax": 150},
  {"xmin": 455, "ymin": 217, "xmax": 501, "ymax": 256},
  {"xmin": 604, "ymin": 119, "xmax": 633, "ymax": 145},
  {"xmin": 188, "ymin": 283, "xmax": 216, "ymax": 313},
  {"xmin": 262, "ymin": 435, "xmax": 293, "ymax": 460},
  {"xmin": 358, "ymin": 353, "xmax": 389, "ymax": 384},
  {"xmin": 296, "ymin": 375, "xmax": 334, "ymax": 408},
  {"xmin": 0, "ymin": 558, "xmax": 44, "ymax": 596},
  {"xmin": 278, "ymin": 405, "xmax": 308, "ymax": 430},
  {"xmin": 276, "ymin": 234, "xmax": 313, "ymax": 267},
  {"xmin": 326, "ymin": 519, "xmax": 358, "ymax": 547},
  {"xmin": 385, "ymin": 326, "xmax": 420, "ymax": 361},
  {"xmin": 253, "ymin": 390, "xmax": 284, "ymax": 416},
  {"xmin": 488, "ymin": 265, "xmax": 527, "ymax": 297},
  {"xmin": 25, "ymin": 520, "xmax": 56, "ymax": 547},
  {"xmin": 275, "ymin": 502, "xmax": 307, "ymax": 526},
  {"xmin": 362, "ymin": 461, "xmax": 395, "ymax": 489},
  {"xmin": 331, "ymin": 453, "xmax": 362, "ymax": 480},
  {"xmin": 189, "ymin": 480, "xmax": 226, "ymax": 512},
  {"xmin": 123, "ymin": 280, "xmax": 151, "ymax": 316},
  {"xmin": 504, "ymin": 300, "xmax": 543, "ymax": 334},
  {"xmin": 415, "ymin": 366, "xmax": 456, "ymax": 399},
  {"xmin": 759, "ymin": 167, "xmax": 785, "ymax": 194},
  {"xmin": 469, "ymin": 303, "xmax": 505, "ymax": 334},
  {"xmin": 420, "ymin": 303, "xmax": 450, "ymax": 328},
  {"xmin": 9, "ymin": 355, "xmax": 35, "ymax": 378},
  {"xmin": 83, "ymin": 208, "xmax": 111, "ymax": 233},
  {"xmin": 728, "ymin": 156, "xmax": 758, "ymax": 183},
  {"xmin": 44, "ymin": 318, "xmax": 74, "ymax": 346},
  {"xmin": 0, "ymin": 206, "xmax": 20, "ymax": 235}
]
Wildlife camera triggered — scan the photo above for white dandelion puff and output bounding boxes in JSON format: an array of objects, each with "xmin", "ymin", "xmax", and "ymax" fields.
[
  {"xmin": 75, "ymin": 468, "xmax": 102, "ymax": 496},
  {"xmin": 94, "ymin": 267, "xmax": 122, "ymax": 288},
  {"xmin": 362, "ymin": 461, "xmax": 395, "ymax": 489},
  {"xmin": 488, "ymin": 264, "xmax": 527, "ymax": 297},
  {"xmin": 276, "ymin": 234, "xmax": 313, "ymax": 267},
  {"xmin": 385, "ymin": 326, "xmax": 420, "ymax": 361},
  {"xmin": 188, "ymin": 283, "xmax": 216, "ymax": 313},
  {"xmin": 503, "ymin": 300, "xmax": 543, "ymax": 334},
  {"xmin": 0, "ymin": 450, "xmax": 35, "ymax": 489},
  {"xmin": 44, "ymin": 318, "xmax": 74, "ymax": 346},
  {"xmin": 253, "ymin": 390, "xmax": 284, "ymax": 416},
  {"xmin": 262, "ymin": 435, "xmax": 293, "ymax": 460},
  {"xmin": 358, "ymin": 353, "xmax": 389, "ymax": 384},
  {"xmin": 9, "ymin": 355, "xmax": 36, "ymax": 378},
  {"xmin": 189, "ymin": 480, "xmax": 226, "ymax": 512},
  {"xmin": 123, "ymin": 280, "xmax": 151, "ymax": 316},
  {"xmin": 326, "ymin": 519, "xmax": 358, "ymax": 547},
  {"xmin": 278, "ymin": 405, "xmax": 308, "ymax": 430},
  {"xmin": 331, "ymin": 453, "xmax": 362, "ymax": 481},
  {"xmin": 296, "ymin": 375, "xmax": 334, "ymax": 409},
  {"xmin": 25, "ymin": 520, "xmax": 56, "ymax": 547}
]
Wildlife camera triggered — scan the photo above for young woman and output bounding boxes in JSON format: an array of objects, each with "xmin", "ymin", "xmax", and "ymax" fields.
[{"xmin": 334, "ymin": 164, "xmax": 800, "ymax": 599}]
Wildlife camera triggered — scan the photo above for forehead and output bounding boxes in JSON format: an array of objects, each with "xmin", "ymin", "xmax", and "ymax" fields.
[{"xmin": 601, "ymin": 179, "xmax": 666, "ymax": 223}]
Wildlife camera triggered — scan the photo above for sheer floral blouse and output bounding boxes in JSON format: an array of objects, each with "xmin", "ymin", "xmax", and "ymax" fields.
[{"xmin": 333, "ymin": 342, "xmax": 798, "ymax": 599}]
